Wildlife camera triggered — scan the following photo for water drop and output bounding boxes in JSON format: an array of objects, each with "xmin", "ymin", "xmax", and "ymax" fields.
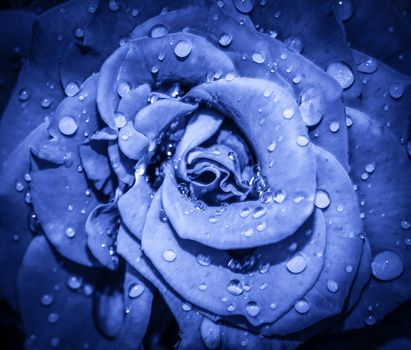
[
  {"xmin": 117, "ymin": 82, "xmax": 131, "ymax": 97},
  {"xmin": 295, "ymin": 299, "xmax": 310, "ymax": 314},
  {"xmin": 174, "ymin": 40, "xmax": 192, "ymax": 59},
  {"xmin": 197, "ymin": 253, "xmax": 211, "ymax": 266},
  {"xmin": 240, "ymin": 207, "xmax": 251, "ymax": 218},
  {"xmin": 365, "ymin": 163, "xmax": 375, "ymax": 173},
  {"xmin": 389, "ymin": 82, "xmax": 404, "ymax": 99},
  {"xmin": 256, "ymin": 222, "xmax": 266, "ymax": 232},
  {"xmin": 15, "ymin": 181, "xmax": 24, "ymax": 192},
  {"xmin": 296, "ymin": 135, "xmax": 309, "ymax": 147},
  {"xmin": 65, "ymin": 226, "xmax": 76, "ymax": 238},
  {"xmin": 48, "ymin": 312, "xmax": 59, "ymax": 324},
  {"xmin": 315, "ymin": 189, "xmax": 330, "ymax": 209},
  {"xmin": 58, "ymin": 116, "xmax": 78, "ymax": 136},
  {"xmin": 299, "ymin": 87, "xmax": 325, "ymax": 126},
  {"xmin": 371, "ymin": 250, "xmax": 403, "ymax": 281},
  {"xmin": 200, "ymin": 318, "xmax": 221, "ymax": 350},
  {"xmin": 357, "ymin": 58, "xmax": 378, "ymax": 73},
  {"xmin": 246, "ymin": 301, "xmax": 260, "ymax": 317},
  {"xmin": 163, "ymin": 249, "xmax": 177, "ymax": 262},
  {"xmin": 128, "ymin": 283, "xmax": 145, "ymax": 298},
  {"xmin": 326, "ymin": 62, "xmax": 354, "ymax": 89},
  {"xmin": 227, "ymin": 279, "xmax": 243, "ymax": 295},
  {"xmin": 181, "ymin": 303, "xmax": 192, "ymax": 311},
  {"xmin": 335, "ymin": 0, "xmax": 353, "ymax": 20},
  {"xmin": 284, "ymin": 36, "xmax": 303, "ymax": 53},
  {"xmin": 286, "ymin": 255, "xmax": 307, "ymax": 274},
  {"xmin": 199, "ymin": 283, "xmax": 208, "ymax": 291},
  {"xmin": 41, "ymin": 97, "xmax": 52, "ymax": 108},
  {"xmin": 149, "ymin": 24, "xmax": 169, "ymax": 38},
  {"xmin": 18, "ymin": 89, "xmax": 30, "ymax": 101},
  {"xmin": 329, "ymin": 121, "xmax": 340, "ymax": 133},
  {"xmin": 282, "ymin": 108, "xmax": 294, "ymax": 119},
  {"xmin": 67, "ymin": 275, "xmax": 82, "ymax": 290},
  {"xmin": 219, "ymin": 33, "xmax": 232, "ymax": 47},
  {"xmin": 365, "ymin": 314, "xmax": 376, "ymax": 326},
  {"xmin": 252, "ymin": 52, "xmax": 265, "ymax": 64},
  {"xmin": 327, "ymin": 280, "xmax": 339, "ymax": 293},
  {"xmin": 233, "ymin": 0, "xmax": 254, "ymax": 14},
  {"xmin": 242, "ymin": 228, "xmax": 254, "ymax": 237},
  {"xmin": 114, "ymin": 112, "xmax": 127, "ymax": 128},
  {"xmin": 108, "ymin": 0, "xmax": 120, "ymax": 11},
  {"xmin": 252, "ymin": 207, "xmax": 267, "ymax": 219},
  {"xmin": 273, "ymin": 190, "xmax": 286, "ymax": 203},
  {"xmin": 40, "ymin": 294, "xmax": 53, "ymax": 306},
  {"xmin": 401, "ymin": 218, "xmax": 411, "ymax": 230}
]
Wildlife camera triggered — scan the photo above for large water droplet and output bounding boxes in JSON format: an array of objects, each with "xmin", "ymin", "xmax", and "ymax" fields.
[
  {"xmin": 294, "ymin": 299, "xmax": 310, "ymax": 314},
  {"xmin": 329, "ymin": 121, "xmax": 340, "ymax": 133},
  {"xmin": 233, "ymin": 0, "xmax": 254, "ymax": 14},
  {"xmin": 315, "ymin": 189, "xmax": 330, "ymax": 209},
  {"xmin": 149, "ymin": 24, "xmax": 169, "ymax": 38},
  {"xmin": 299, "ymin": 87, "xmax": 325, "ymax": 126},
  {"xmin": 371, "ymin": 250, "xmax": 403, "ymax": 281},
  {"xmin": 128, "ymin": 283, "xmax": 145, "ymax": 298},
  {"xmin": 286, "ymin": 255, "xmax": 307, "ymax": 274},
  {"xmin": 227, "ymin": 279, "xmax": 243, "ymax": 295},
  {"xmin": 296, "ymin": 135, "xmax": 309, "ymax": 147},
  {"xmin": 174, "ymin": 40, "xmax": 192, "ymax": 59},
  {"xmin": 200, "ymin": 318, "xmax": 221, "ymax": 350},
  {"xmin": 326, "ymin": 62, "xmax": 354, "ymax": 89},
  {"xmin": 246, "ymin": 301, "xmax": 260, "ymax": 317},
  {"xmin": 58, "ymin": 116, "xmax": 78, "ymax": 136},
  {"xmin": 163, "ymin": 249, "xmax": 177, "ymax": 262}
]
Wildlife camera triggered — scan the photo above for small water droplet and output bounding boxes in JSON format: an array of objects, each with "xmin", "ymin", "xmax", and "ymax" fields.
[
  {"xmin": 233, "ymin": 0, "xmax": 254, "ymax": 14},
  {"xmin": 357, "ymin": 58, "xmax": 378, "ymax": 73},
  {"xmin": 295, "ymin": 299, "xmax": 310, "ymax": 314},
  {"xmin": 198, "ymin": 283, "xmax": 208, "ymax": 291},
  {"xmin": 284, "ymin": 36, "xmax": 303, "ymax": 53},
  {"xmin": 219, "ymin": 33, "xmax": 232, "ymax": 47},
  {"xmin": 329, "ymin": 121, "xmax": 340, "ymax": 133},
  {"xmin": 256, "ymin": 222, "xmax": 266, "ymax": 232},
  {"xmin": 197, "ymin": 253, "xmax": 211, "ymax": 266},
  {"xmin": 114, "ymin": 112, "xmax": 127, "ymax": 128},
  {"xmin": 18, "ymin": 89, "xmax": 30, "ymax": 101},
  {"xmin": 108, "ymin": 0, "xmax": 120, "ymax": 11},
  {"xmin": 58, "ymin": 116, "xmax": 78, "ymax": 136},
  {"xmin": 242, "ymin": 227, "xmax": 254, "ymax": 237},
  {"xmin": 296, "ymin": 135, "xmax": 309, "ymax": 146},
  {"xmin": 40, "ymin": 294, "xmax": 53, "ymax": 306},
  {"xmin": 327, "ymin": 280, "xmax": 339, "ymax": 293},
  {"xmin": 371, "ymin": 250, "xmax": 403, "ymax": 281},
  {"xmin": 286, "ymin": 255, "xmax": 307, "ymax": 274},
  {"xmin": 401, "ymin": 218, "xmax": 411, "ymax": 230},
  {"xmin": 252, "ymin": 207, "xmax": 267, "ymax": 219},
  {"xmin": 163, "ymin": 249, "xmax": 177, "ymax": 262},
  {"xmin": 65, "ymin": 226, "xmax": 76, "ymax": 238},
  {"xmin": 128, "ymin": 283, "xmax": 145, "ymax": 298},
  {"xmin": 240, "ymin": 208, "xmax": 251, "ymax": 218},
  {"xmin": 174, "ymin": 40, "xmax": 192, "ymax": 59},
  {"xmin": 252, "ymin": 51, "xmax": 265, "ymax": 64},
  {"xmin": 365, "ymin": 163, "xmax": 375, "ymax": 173},
  {"xmin": 15, "ymin": 181, "xmax": 24, "ymax": 192},
  {"xmin": 227, "ymin": 279, "xmax": 243, "ymax": 295},
  {"xmin": 326, "ymin": 62, "xmax": 354, "ymax": 89},
  {"xmin": 246, "ymin": 301, "xmax": 260, "ymax": 317},
  {"xmin": 48, "ymin": 312, "xmax": 59, "ymax": 324},
  {"xmin": 181, "ymin": 303, "xmax": 192, "ymax": 311},
  {"xmin": 389, "ymin": 82, "xmax": 404, "ymax": 99},
  {"xmin": 365, "ymin": 314, "xmax": 376, "ymax": 326},
  {"xmin": 273, "ymin": 190, "xmax": 286, "ymax": 203},
  {"xmin": 41, "ymin": 98, "xmax": 52, "ymax": 108},
  {"xmin": 282, "ymin": 108, "xmax": 294, "ymax": 119},
  {"xmin": 315, "ymin": 189, "xmax": 330, "ymax": 209},
  {"xmin": 67, "ymin": 275, "xmax": 82, "ymax": 290}
]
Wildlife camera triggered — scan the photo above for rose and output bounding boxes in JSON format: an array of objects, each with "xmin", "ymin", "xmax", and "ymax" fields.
[{"xmin": 0, "ymin": 0, "xmax": 410, "ymax": 349}]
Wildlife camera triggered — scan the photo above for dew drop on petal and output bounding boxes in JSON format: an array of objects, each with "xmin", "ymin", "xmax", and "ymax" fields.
[
  {"xmin": 252, "ymin": 207, "xmax": 267, "ymax": 219},
  {"xmin": 65, "ymin": 226, "xmax": 76, "ymax": 238},
  {"xmin": 401, "ymin": 218, "xmax": 411, "ymax": 230},
  {"xmin": 315, "ymin": 190, "xmax": 330, "ymax": 209},
  {"xmin": 335, "ymin": 0, "xmax": 353, "ymax": 20},
  {"xmin": 18, "ymin": 89, "xmax": 30, "ymax": 101},
  {"xmin": 117, "ymin": 82, "xmax": 131, "ymax": 97},
  {"xmin": 282, "ymin": 108, "xmax": 294, "ymax": 119},
  {"xmin": 114, "ymin": 112, "xmax": 127, "ymax": 128},
  {"xmin": 299, "ymin": 87, "xmax": 325, "ymax": 126},
  {"xmin": 327, "ymin": 280, "xmax": 339, "ymax": 293},
  {"xmin": 219, "ymin": 33, "xmax": 233, "ymax": 47},
  {"xmin": 41, "ymin": 98, "xmax": 52, "ymax": 108},
  {"xmin": 252, "ymin": 52, "xmax": 265, "ymax": 64},
  {"xmin": 15, "ymin": 181, "xmax": 24, "ymax": 192},
  {"xmin": 295, "ymin": 299, "xmax": 310, "ymax": 314},
  {"xmin": 273, "ymin": 190, "xmax": 286, "ymax": 203},
  {"xmin": 128, "ymin": 283, "xmax": 145, "ymax": 298},
  {"xmin": 329, "ymin": 121, "xmax": 340, "ymax": 133},
  {"xmin": 284, "ymin": 36, "xmax": 303, "ymax": 53},
  {"xmin": 246, "ymin": 301, "xmax": 260, "ymax": 317},
  {"xmin": 371, "ymin": 250, "xmax": 403, "ymax": 281},
  {"xmin": 233, "ymin": 0, "xmax": 254, "ymax": 14},
  {"xmin": 196, "ymin": 253, "xmax": 211, "ymax": 266},
  {"xmin": 357, "ymin": 58, "xmax": 378, "ymax": 73},
  {"xmin": 240, "ymin": 207, "xmax": 251, "ymax": 218},
  {"xmin": 389, "ymin": 82, "xmax": 404, "ymax": 99},
  {"xmin": 149, "ymin": 24, "xmax": 169, "ymax": 38},
  {"xmin": 296, "ymin": 135, "xmax": 309, "ymax": 147},
  {"xmin": 365, "ymin": 314, "xmax": 376, "ymax": 326},
  {"xmin": 242, "ymin": 227, "xmax": 254, "ymax": 237},
  {"xmin": 326, "ymin": 62, "xmax": 354, "ymax": 89},
  {"xmin": 286, "ymin": 255, "xmax": 307, "ymax": 274},
  {"xmin": 58, "ymin": 116, "xmax": 78, "ymax": 136},
  {"xmin": 365, "ymin": 163, "xmax": 375, "ymax": 173},
  {"xmin": 163, "ymin": 249, "xmax": 177, "ymax": 262},
  {"xmin": 198, "ymin": 283, "xmax": 208, "ymax": 291},
  {"xmin": 108, "ymin": 0, "xmax": 120, "ymax": 12},
  {"xmin": 174, "ymin": 40, "xmax": 192, "ymax": 59},
  {"xmin": 67, "ymin": 275, "xmax": 82, "ymax": 290},
  {"xmin": 48, "ymin": 312, "xmax": 59, "ymax": 324},
  {"xmin": 200, "ymin": 318, "xmax": 221, "ymax": 350},
  {"xmin": 40, "ymin": 294, "xmax": 53, "ymax": 306},
  {"xmin": 256, "ymin": 222, "xmax": 266, "ymax": 232},
  {"xmin": 227, "ymin": 279, "xmax": 243, "ymax": 295}
]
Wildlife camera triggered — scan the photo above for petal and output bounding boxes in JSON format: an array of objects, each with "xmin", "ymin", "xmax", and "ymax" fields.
[
  {"xmin": 340, "ymin": 108, "xmax": 411, "ymax": 330},
  {"xmin": 164, "ymin": 78, "xmax": 316, "ymax": 249},
  {"xmin": 86, "ymin": 202, "xmax": 120, "ymax": 270},
  {"xmin": 97, "ymin": 32, "xmax": 235, "ymax": 128},
  {"xmin": 0, "ymin": 122, "xmax": 48, "ymax": 305},
  {"xmin": 143, "ymin": 188, "xmax": 325, "ymax": 326}
]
